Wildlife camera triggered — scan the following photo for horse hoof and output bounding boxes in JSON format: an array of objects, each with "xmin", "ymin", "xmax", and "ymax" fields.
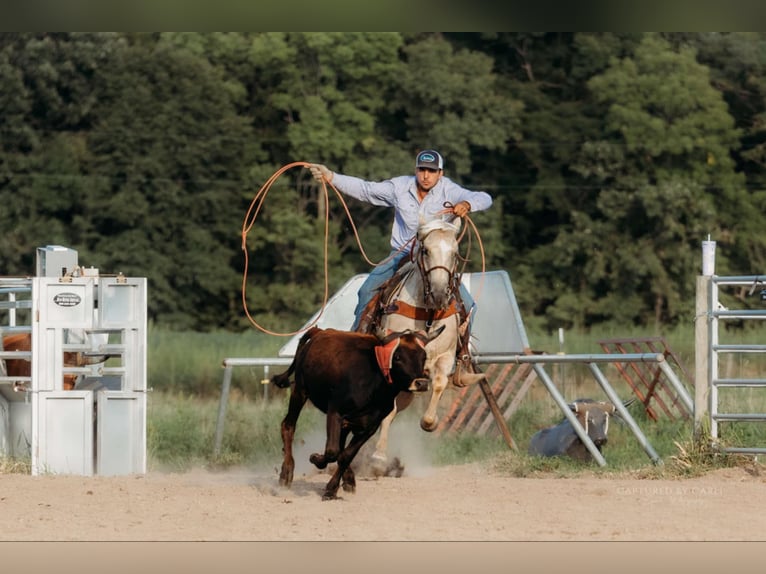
[
  {"xmin": 368, "ymin": 454, "xmax": 388, "ymax": 477},
  {"xmin": 387, "ymin": 457, "xmax": 405, "ymax": 478},
  {"xmin": 420, "ymin": 419, "xmax": 438, "ymax": 432}
]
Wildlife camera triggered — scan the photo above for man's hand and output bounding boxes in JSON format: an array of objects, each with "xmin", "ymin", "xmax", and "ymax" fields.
[
  {"xmin": 308, "ymin": 164, "xmax": 333, "ymax": 183},
  {"xmin": 453, "ymin": 201, "xmax": 471, "ymax": 218}
]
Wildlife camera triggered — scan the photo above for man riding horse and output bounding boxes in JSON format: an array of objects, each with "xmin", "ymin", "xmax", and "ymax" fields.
[{"xmin": 308, "ymin": 149, "xmax": 493, "ymax": 383}]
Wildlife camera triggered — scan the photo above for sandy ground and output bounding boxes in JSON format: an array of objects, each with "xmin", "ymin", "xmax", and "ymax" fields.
[{"xmin": 1, "ymin": 457, "xmax": 764, "ymax": 542}]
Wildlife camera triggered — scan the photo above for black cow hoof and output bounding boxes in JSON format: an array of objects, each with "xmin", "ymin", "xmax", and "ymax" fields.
[
  {"xmin": 322, "ymin": 492, "xmax": 339, "ymax": 501},
  {"xmin": 309, "ymin": 453, "xmax": 328, "ymax": 469}
]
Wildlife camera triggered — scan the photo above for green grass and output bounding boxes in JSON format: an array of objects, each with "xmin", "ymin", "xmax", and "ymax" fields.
[
  {"xmin": 143, "ymin": 322, "xmax": 766, "ymax": 476},
  {"xmin": 3, "ymin": 323, "xmax": 766, "ymax": 477},
  {"xmin": 143, "ymin": 389, "xmax": 762, "ymax": 479},
  {"xmin": 146, "ymin": 325, "xmax": 284, "ymax": 398}
]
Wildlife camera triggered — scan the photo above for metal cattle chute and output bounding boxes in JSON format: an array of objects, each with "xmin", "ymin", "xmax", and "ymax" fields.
[{"xmin": 0, "ymin": 246, "xmax": 147, "ymax": 476}]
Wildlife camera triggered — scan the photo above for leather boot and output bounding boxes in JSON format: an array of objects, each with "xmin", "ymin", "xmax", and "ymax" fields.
[{"xmin": 451, "ymin": 341, "xmax": 486, "ymax": 388}]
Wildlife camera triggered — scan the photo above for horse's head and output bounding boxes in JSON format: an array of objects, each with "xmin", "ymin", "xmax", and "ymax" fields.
[{"xmin": 415, "ymin": 219, "xmax": 461, "ymax": 309}]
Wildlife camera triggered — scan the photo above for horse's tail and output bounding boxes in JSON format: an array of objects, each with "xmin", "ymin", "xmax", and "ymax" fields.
[{"xmin": 270, "ymin": 327, "xmax": 321, "ymax": 388}]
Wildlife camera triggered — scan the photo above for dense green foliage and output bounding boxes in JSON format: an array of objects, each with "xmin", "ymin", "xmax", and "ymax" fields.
[{"xmin": 3, "ymin": 32, "xmax": 766, "ymax": 333}]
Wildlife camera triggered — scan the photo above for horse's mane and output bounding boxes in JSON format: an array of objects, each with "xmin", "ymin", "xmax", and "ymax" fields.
[{"xmin": 418, "ymin": 218, "xmax": 461, "ymax": 238}]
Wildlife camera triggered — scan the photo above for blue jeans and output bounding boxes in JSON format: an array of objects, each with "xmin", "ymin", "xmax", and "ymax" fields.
[{"xmin": 351, "ymin": 249, "xmax": 475, "ymax": 331}]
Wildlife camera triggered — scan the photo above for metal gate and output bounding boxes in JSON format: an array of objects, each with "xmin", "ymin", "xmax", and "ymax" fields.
[
  {"xmin": 0, "ymin": 277, "xmax": 34, "ymax": 459},
  {"xmin": 695, "ymin": 240, "xmax": 766, "ymax": 454}
]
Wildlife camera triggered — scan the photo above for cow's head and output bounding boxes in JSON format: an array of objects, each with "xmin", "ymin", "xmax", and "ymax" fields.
[
  {"xmin": 570, "ymin": 399, "xmax": 617, "ymax": 449},
  {"xmin": 381, "ymin": 326, "xmax": 445, "ymax": 392}
]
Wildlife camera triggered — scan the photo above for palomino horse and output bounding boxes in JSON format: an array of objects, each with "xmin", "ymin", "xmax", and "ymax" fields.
[{"xmin": 365, "ymin": 218, "xmax": 486, "ymax": 470}]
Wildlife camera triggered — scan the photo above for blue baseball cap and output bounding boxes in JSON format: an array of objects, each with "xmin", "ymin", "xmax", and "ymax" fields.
[{"xmin": 415, "ymin": 149, "xmax": 444, "ymax": 170}]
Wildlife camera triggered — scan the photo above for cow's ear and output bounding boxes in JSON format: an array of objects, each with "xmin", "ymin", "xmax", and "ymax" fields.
[
  {"xmin": 376, "ymin": 328, "xmax": 397, "ymax": 344},
  {"xmin": 568, "ymin": 402, "xmax": 579, "ymax": 413}
]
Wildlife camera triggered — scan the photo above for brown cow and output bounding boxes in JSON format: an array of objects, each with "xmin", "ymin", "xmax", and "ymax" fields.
[
  {"xmin": 271, "ymin": 325, "xmax": 442, "ymax": 500},
  {"xmin": 1, "ymin": 333, "xmax": 113, "ymax": 390}
]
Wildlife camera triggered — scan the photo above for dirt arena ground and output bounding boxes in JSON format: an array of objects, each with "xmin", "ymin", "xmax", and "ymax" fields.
[{"xmin": 2, "ymin": 457, "xmax": 764, "ymax": 542}]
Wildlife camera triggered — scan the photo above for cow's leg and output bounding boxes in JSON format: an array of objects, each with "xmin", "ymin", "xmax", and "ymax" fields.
[
  {"xmin": 323, "ymin": 428, "xmax": 376, "ymax": 500},
  {"xmin": 279, "ymin": 385, "xmax": 308, "ymax": 488},
  {"xmin": 420, "ymin": 354, "xmax": 453, "ymax": 432},
  {"xmin": 309, "ymin": 408, "xmax": 342, "ymax": 469},
  {"xmin": 339, "ymin": 426, "xmax": 356, "ymax": 492},
  {"xmin": 370, "ymin": 392, "xmax": 414, "ymax": 471}
]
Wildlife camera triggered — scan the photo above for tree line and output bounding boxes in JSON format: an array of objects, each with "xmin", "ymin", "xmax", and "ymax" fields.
[{"xmin": 1, "ymin": 32, "xmax": 765, "ymax": 334}]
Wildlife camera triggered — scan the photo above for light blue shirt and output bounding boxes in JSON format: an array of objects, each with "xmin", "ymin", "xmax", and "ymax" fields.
[{"xmin": 331, "ymin": 173, "xmax": 493, "ymax": 252}]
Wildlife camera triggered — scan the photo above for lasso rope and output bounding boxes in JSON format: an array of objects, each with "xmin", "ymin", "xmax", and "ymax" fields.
[{"xmin": 240, "ymin": 163, "xmax": 487, "ymax": 336}]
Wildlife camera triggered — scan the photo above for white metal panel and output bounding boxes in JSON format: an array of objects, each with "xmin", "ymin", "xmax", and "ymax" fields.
[
  {"xmin": 34, "ymin": 278, "xmax": 96, "ymax": 329},
  {"xmin": 462, "ymin": 271, "xmax": 530, "ymax": 355},
  {"xmin": 96, "ymin": 391, "xmax": 146, "ymax": 476},
  {"xmin": 33, "ymin": 277, "xmax": 98, "ymax": 392},
  {"xmin": 34, "ymin": 391, "xmax": 94, "ymax": 476},
  {"xmin": 98, "ymin": 278, "xmax": 146, "ymax": 329}
]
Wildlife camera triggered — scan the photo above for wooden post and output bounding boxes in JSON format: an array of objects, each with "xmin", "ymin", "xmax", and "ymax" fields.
[{"xmin": 478, "ymin": 377, "xmax": 518, "ymax": 452}]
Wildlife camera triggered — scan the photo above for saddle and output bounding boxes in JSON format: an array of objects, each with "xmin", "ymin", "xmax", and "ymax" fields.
[{"xmin": 355, "ymin": 265, "xmax": 482, "ymax": 387}]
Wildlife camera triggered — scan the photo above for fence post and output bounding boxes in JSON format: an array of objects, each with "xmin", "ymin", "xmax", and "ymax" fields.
[
  {"xmin": 213, "ymin": 365, "xmax": 234, "ymax": 458},
  {"xmin": 694, "ymin": 274, "xmax": 711, "ymax": 444}
]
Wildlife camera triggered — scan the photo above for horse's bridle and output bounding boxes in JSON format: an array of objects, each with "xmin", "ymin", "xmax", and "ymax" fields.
[{"xmin": 414, "ymin": 229, "xmax": 459, "ymax": 309}]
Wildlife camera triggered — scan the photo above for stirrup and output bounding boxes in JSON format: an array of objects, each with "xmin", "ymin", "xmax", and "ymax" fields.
[{"xmin": 459, "ymin": 353, "xmax": 481, "ymax": 374}]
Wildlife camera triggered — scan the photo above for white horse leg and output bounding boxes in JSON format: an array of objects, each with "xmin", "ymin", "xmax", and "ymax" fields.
[
  {"xmin": 371, "ymin": 404, "xmax": 397, "ymax": 465},
  {"xmin": 420, "ymin": 354, "xmax": 453, "ymax": 431},
  {"xmin": 420, "ymin": 372, "xmax": 448, "ymax": 431},
  {"xmin": 371, "ymin": 391, "xmax": 414, "ymax": 466}
]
